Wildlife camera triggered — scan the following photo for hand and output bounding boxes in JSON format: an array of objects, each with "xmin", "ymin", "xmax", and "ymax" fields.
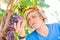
[{"xmin": 14, "ymin": 20, "xmax": 25, "ymax": 37}]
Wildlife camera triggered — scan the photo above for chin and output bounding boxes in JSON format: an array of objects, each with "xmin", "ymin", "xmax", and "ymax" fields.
[
  {"xmin": 32, "ymin": 23, "xmax": 40, "ymax": 28},
  {"xmin": 32, "ymin": 25, "xmax": 40, "ymax": 29},
  {"xmin": 35, "ymin": 26, "xmax": 40, "ymax": 29}
]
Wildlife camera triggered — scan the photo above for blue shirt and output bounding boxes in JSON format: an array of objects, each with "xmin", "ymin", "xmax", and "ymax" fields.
[{"xmin": 26, "ymin": 23, "xmax": 60, "ymax": 40}]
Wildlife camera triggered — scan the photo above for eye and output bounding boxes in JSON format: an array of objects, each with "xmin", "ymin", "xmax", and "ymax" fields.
[
  {"xmin": 32, "ymin": 16, "xmax": 36, "ymax": 18},
  {"xmin": 27, "ymin": 18, "xmax": 30, "ymax": 22}
]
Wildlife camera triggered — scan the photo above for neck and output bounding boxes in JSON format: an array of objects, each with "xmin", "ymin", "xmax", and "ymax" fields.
[{"xmin": 36, "ymin": 23, "xmax": 49, "ymax": 37}]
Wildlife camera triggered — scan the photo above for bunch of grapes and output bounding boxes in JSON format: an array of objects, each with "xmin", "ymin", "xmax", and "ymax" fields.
[{"xmin": 5, "ymin": 12, "xmax": 23, "ymax": 40}]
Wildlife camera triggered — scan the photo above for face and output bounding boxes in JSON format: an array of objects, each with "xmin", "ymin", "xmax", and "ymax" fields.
[{"xmin": 27, "ymin": 11, "xmax": 44, "ymax": 29}]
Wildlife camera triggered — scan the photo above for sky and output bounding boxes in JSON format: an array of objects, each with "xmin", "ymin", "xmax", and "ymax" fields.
[
  {"xmin": 44, "ymin": 0, "xmax": 60, "ymax": 24},
  {"xmin": 45, "ymin": 0, "xmax": 60, "ymax": 12}
]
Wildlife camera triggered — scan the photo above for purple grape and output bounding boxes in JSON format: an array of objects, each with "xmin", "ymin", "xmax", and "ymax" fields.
[
  {"xmin": 6, "ymin": 31, "xmax": 14, "ymax": 40},
  {"xmin": 5, "ymin": 12, "xmax": 23, "ymax": 40}
]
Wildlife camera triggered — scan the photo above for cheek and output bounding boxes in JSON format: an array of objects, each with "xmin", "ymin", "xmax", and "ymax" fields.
[
  {"xmin": 29, "ymin": 18, "xmax": 40, "ymax": 26},
  {"xmin": 35, "ymin": 18, "xmax": 42, "ymax": 26},
  {"xmin": 35, "ymin": 18, "xmax": 40, "ymax": 23}
]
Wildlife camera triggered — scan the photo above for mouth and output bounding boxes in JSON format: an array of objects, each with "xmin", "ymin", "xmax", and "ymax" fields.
[
  {"xmin": 32, "ymin": 23, "xmax": 35, "ymax": 25},
  {"xmin": 32, "ymin": 23, "xmax": 36, "ymax": 26}
]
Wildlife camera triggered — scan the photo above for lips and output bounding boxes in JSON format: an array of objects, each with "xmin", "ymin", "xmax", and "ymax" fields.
[
  {"xmin": 32, "ymin": 23, "xmax": 35, "ymax": 25},
  {"xmin": 32, "ymin": 23, "xmax": 36, "ymax": 26}
]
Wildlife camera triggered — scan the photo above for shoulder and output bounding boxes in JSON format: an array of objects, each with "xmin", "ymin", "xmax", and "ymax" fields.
[
  {"xmin": 47, "ymin": 23, "xmax": 60, "ymax": 32},
  {"xmin": 47, "ymin": 23, "xmax": 60, "ymax": 27}
]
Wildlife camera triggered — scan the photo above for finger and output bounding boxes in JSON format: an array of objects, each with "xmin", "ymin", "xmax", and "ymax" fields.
[
  {"xmin": 17, "ymin": 20, "xmax": 22, "ymax": 28},
  {"xmin": 21, "ymin": 20, "xmax": 25, "ymax": 28},
  {"xmin": 14, "ymin": 23, "xmax": 16, "ymax": 29}
]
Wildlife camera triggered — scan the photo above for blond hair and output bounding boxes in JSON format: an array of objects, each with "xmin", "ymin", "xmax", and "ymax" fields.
[{"xmin": 24, "ymin": 5, "xmax": 45, "ymax": 19}]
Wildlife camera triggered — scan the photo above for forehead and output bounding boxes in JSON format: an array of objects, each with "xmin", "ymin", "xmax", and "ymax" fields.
[{"xmin": 27, "ymin": 11, "xmax": 38, "ymax": 18}]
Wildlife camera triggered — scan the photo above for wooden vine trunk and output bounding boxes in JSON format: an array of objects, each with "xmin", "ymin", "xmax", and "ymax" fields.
[{"xmin": 0, "ymin": 0, "xmax": 14, "ymax": 40}]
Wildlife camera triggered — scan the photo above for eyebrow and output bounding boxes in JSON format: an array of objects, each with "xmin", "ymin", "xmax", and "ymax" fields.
[
  {"xmin": 26, "ymin": 9, "xmax": 42, "ymax": 20},
  {"xmin": 26, "ymin": 10, "xmax": 36, "ymax": 20},
  {"xmin": 26, "ymin": 10, "xmax": 38, "ymax": 19}
]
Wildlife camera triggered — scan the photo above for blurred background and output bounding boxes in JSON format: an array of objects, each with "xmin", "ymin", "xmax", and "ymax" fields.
[{"xmin": 0, "ymin": 0, "xmax": 60, "ymax": 36}]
